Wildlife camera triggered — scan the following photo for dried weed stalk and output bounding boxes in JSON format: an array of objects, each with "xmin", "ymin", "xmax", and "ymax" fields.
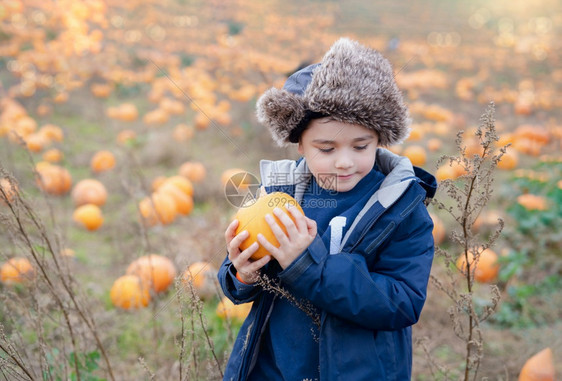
[
  {"xmin": 138, "ymin": 357, "xmax": 156, "ymax": 380},
  {"xmin": 426, "ymin": 103, "xmax": 504, "ymax": 380},
  {"xmin": 171, "ymin": 276, "xmax": 224, "ymax": 381},
  {"xmin": 256, "ymin": 273, "xmax": 321, "ymax": 340},
  {"xmin": 0, "ymin": 165, "xmax": 115, "ymax": 381}
]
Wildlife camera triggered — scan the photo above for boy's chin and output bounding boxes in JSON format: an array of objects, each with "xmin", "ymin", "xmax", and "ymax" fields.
[{"xmin": 333, "ymin": 183, "xmax": 357, "ymax": 193}]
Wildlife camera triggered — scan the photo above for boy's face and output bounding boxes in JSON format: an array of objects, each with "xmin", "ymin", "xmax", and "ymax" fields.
[{"xmin": 298, "ymin": 117, "xmax": 379, "ymax": 192}]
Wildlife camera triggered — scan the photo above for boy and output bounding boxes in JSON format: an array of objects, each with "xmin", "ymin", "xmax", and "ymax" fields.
[{"xmin": 218, "ymin": 37, "xmax": 437, "ymax": 380}]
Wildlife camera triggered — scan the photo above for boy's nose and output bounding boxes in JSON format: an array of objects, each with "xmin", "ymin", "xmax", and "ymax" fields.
[{"xmin": 335, "ymin": 153, "xmax": 353, "ymax": 169}]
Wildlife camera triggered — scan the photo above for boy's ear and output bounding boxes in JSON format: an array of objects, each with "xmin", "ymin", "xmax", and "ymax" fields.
[{"xmin": 297, "ymin": 141, "xmax": 304, "ymax": 155}]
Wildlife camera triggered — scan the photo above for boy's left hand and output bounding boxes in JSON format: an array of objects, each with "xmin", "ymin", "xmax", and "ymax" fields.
[{"xmin": 257, "ymin": 204, "xmax": 317, "ymax": 270}]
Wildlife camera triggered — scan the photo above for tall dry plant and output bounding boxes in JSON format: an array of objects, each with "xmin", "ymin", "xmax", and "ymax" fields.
[
  {"xmin": 119, "ymin": 145, "xmax": 231, "ymax": 380},
  {"xmin": 419, "ymin": 103, "xmax": 504, "ymax": 380},
  {"xmin": 172, "ymin": 278, "xmax": 224, "ymax": 381},
  {"xmin": 1, "ymin": 149, "xmax": 233, "ymax": 381},
  {"xmin": 0, "ymin": 165, "xmax": 115, "ymax": 381}
]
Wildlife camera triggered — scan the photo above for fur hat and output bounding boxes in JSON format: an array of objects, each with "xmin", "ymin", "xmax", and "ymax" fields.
[{"xmin": 256, "ymin": 38, "xmax": 410, "ymax": 147}]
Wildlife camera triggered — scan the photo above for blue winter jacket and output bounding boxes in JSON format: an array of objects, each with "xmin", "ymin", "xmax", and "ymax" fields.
[{"xmin": 218, "ymin": 148, "xmax": 437, "ymax": 380}]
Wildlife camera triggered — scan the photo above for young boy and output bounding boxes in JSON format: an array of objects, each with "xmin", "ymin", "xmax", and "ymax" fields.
[{"xmin": 218, "ymin": 38, "xmax": 437, "ymax": 380}]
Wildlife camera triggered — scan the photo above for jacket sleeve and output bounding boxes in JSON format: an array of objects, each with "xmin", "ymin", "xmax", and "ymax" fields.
[
  {"xmin": 278, "ymin": 202, "xmax": 434, "ymax": 331},
  {"xmin": 217, "ymin": 255, "xmax": 262, "ymax": 304}
]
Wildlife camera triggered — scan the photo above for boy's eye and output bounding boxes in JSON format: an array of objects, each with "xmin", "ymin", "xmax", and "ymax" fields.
[
  {"xmin": 319, "ymin": 147, "xmax": 334, "ymax": 153},
  {"xmin": 355, "ymin": 145, "xmax": 368, "ymax": 151}
]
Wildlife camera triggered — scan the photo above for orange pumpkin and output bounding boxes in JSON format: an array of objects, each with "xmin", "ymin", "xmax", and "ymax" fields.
[
  {"xmin": 513, "ymin": 138, "xmax": 542, "ymax": 157},
  {"xmin": 42, "ymin": 148, "xmax": 64, "ymax": 163},
  {"xmin": 179, "ymin": 161, "xmax": 206, "ymax": 183},
  {"xmin": 0, "ymin": 178, "xmax": 18, "ymax": 205},
  {"xmin": 71, "ymin": 179, "xmax": 108, "ymax": 207},
  {"xmin": 106, "ymin": 107, "xmax": 120, "ymax": 119},
  {"xmin": 156, "ymin": 183, "xmax": 194, "ymax": 216},
  {"xmin": 234, "ymin": 192, "xmax": 305, "ymax": 260},
  {"xmin": 182, "ymin": 261, "xmax": 218, "ymax": 300},
  {"xmin": 427, "ymin": 138, "xmax": 442, "ymax": 152},
  {"xmin": 451, "ymin": 161, "xmax": 468, "ymax": 177},
  {"xmin": 116, "ymin": 129, "xmax": 137, "ymax": 145},
  {"xmin": 497, "ymin": 147, "xmax": 519, "ymax": 170},
  {"xmin": 465, "ymin": 140, "xmax": 484, "ymax": 158},
  {"xmin": 113, "ymin": 103, "xmax": 138, "ymax": 122},
  {"xmin": 214, "ymin": 111, "xmax": 232, "ymax": 126},
  {"xmin": 159, "ymin": 97, "xmax": 185, "ymax": 115},
  {"xmin": 406, "ymin": 125, "xmax": 424, "ymax": 141},
  {"xmin": 90, "ymin": 83, "xmax": 113, "ymax": 98},
  {"xmin": 519, "ymin": 347, "xmax": 555, "ymax": 381},
  {"xmin": 110, "ymin": 275, "xmax": 151, "ymax": 309},
  {"xmin": 36, "ymin": 104, "xmax": 52, "ymax": 117},
  {"xmin": 73, "ymin": 203, "xmax": 104, "ymax": 231},
  {"xmin": 139, "ymin": 192, "xmax": 177, "ymax": 226},
  {"xmin": 435, "ymin": 165, "xmax": 457, "ymax": 182},
  {"xmin": 90, "ymin": 150, "xmax": 116, "ymax": 173},
  {"xmin": 9, "ymin": 116, "xmax": 37, "ymax": 142},
  {"xmin": 221, "ymin": 168, "xmax": 252, "ymax": 189},
  {"xmin": 403, "ymin": 145, "xmax": 427, "ymax": 166},
  {"xmin": 0, "ymin": 257, "xmax": 34, "ymax": 285},
  {"xmin": 423, "ymin": 104, "xmax": 454, "ymax": 122},
  {"xmin": 514, "ymin": 124, "xmax": 550, "ymax": 145},
  {"xmin": 517, "ymin": 194, "xmax": 548, "ymax": 211},
  {"xmin": 24, "ymin": 132, "xmax": 48, "ymax": 152},
  {"xmin": 514, "ymin": 99, "xmax": 533, "ymax": 116},
  {"xmin": 162, "ymin": 176, "xmax": 194, "ymax": 197},
  {"xmin": 194, "ymin": 112, "xmax": 210, "ymax": 130},
  {"xmin": 432, "ymin": 122, "xmax": 450, "ymax": 136},
  {"xmin": 38, "ymin": 124, "xmax": 64, "ymax": 143},
  {"xmin": 216, "ymin": 296, "xmax": 252, "ymax": 321},
  {"xmin": 126, "ymin": 254, "xmax": 177, "ymax": 294},
  {"xmin": 36, "ymin": 164, "xmax": 72, "ymax": 195},
  {"xmin": 456, "ymin": 248, "xmax": 499, "ymax": 283},
  {"xmin": 435, "ymin": 160, "xmax": 467, "ymax": 182},
  {"xmin": 496, "ymin": 133, "xmax": 515, "ymax": 148},
  {"xmin": 429, "ymin": 213, "xmax": 446, "ymax": 245},
  {"xmin": 172, "ymin": 124, "xmax": 195, "ymax": 142},
  {"xmin": 53, "ymin": 91, "xmax": 69, "ymax": 104},
  {"xmin": 143, "ymin": 108, "xmax": 170, "ymax": 125},
  {"xmin": 229, "ymin": 85, "xmax": 256, "ymax": 102}
]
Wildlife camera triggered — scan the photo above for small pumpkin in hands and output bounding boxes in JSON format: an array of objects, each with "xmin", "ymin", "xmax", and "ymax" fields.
[{"xmin": 234, "ymin": 192, "xmax": 304, "ymax": 260}]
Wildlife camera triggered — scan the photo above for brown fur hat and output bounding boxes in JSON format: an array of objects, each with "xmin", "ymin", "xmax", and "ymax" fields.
[{"xmin": 256, "ymin": 37, "xmax": 410, "ymax": 147}]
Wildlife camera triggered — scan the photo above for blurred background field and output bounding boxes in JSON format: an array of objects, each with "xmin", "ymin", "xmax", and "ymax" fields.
[{"xmin": 0, "ymin": 0, "xmax": 560, "ymax": 379}]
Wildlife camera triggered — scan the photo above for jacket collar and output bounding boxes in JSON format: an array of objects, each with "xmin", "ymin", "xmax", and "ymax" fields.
[{"xmin": 259, "ymin": 157, "xmax": 311, "ymax": 202}]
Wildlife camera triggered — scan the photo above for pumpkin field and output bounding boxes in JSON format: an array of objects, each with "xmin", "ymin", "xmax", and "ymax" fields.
[{"xmin": 0, "ymin": 0, "xmax": 561, "ymax": 379}]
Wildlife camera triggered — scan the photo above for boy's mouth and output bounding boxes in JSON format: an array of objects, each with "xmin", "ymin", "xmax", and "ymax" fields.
[{"xmin": 337, "ymin": 173, "xmax": 354, "ymax": 180}]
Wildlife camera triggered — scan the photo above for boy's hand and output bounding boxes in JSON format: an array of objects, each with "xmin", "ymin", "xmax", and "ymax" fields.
[
  {"xmin": 225, "ymin": 219, "xmax": 270, "ymax": 284},
  {"xmin": 258, "ymin": 204, "xmax": 317, "ymax": 270}
]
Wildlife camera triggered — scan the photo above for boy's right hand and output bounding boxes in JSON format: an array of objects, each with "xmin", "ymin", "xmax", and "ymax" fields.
[{"xmin": 225, "ymin": 219, "xmax": 271, "ymax": 284}]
